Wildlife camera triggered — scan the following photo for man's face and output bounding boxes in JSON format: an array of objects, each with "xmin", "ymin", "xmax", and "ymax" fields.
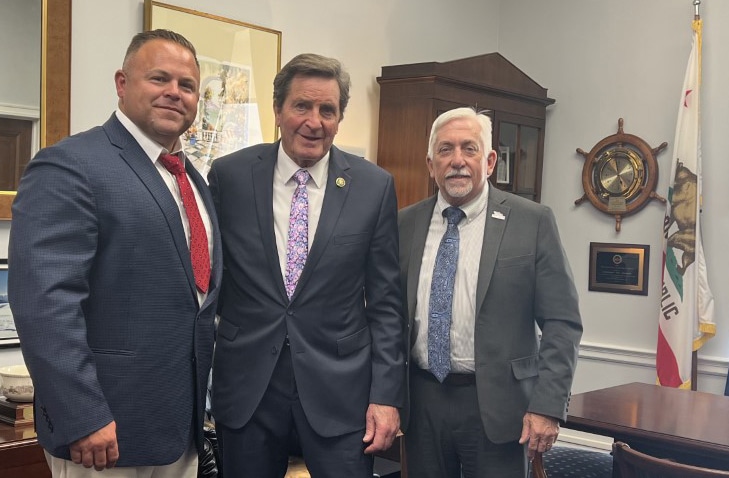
[
  {"xmin": 275, "ymin": 75, "xmax": 341, "ymax": 168},
  {"xmin": 115, "ymin": 39, "xmax": 200, "ymax": 151},
  {"xmin": 427, "ymin": 117, "xmax": 496, "ymax": 207}
]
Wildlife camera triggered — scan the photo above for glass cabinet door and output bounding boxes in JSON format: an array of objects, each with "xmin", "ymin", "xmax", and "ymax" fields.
[{"xmin": 494, "ymin": 118, "xmax": 544, "ymax": 202}]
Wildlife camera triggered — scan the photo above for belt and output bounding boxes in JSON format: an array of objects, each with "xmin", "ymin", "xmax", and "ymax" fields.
[{"xmin": 413, "ymin": 366, "xmax": 475, "ymax": 386}]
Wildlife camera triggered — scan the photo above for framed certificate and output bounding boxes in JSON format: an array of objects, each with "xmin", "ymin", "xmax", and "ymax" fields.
[{"xmin": 589, "ymin": 242, "xmax": 649, "ymax": 295}]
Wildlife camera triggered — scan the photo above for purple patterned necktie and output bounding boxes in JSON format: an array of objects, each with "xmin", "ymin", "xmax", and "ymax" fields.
[
  {"xmin": 428, "ymin": 206, "xmax": 466, "ymax": 382},
  {"xmin": 285, "ymin": 169, "xmax": 310, "ymax": 299}
]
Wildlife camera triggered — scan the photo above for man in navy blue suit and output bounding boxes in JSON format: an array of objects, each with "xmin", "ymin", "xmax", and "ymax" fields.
[
  {"xmin": 209, "ymin": 53, "xmax": 405, "ymax": 478},
  {"xmin": 9, "ymin": 29, "xmax": 221, "ymax": 477}
]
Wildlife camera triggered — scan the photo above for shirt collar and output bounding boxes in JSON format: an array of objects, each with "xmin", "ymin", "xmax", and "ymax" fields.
[
  {"xmin": 275, "ymin": 144, "xmax": 329, "ymax": 189},
  {"xmin": 436, "ymin": 180, "xmax": 489, "ymax": 224},
  {"xmin": 115, "ymin": 109, "xmax": 186, "ymax": 166}
]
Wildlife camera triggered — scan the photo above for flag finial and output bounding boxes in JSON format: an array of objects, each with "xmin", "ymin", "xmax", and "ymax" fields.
[{"xmin": 694, "ymin": 0, "xmax": 700, "ymax": 20}]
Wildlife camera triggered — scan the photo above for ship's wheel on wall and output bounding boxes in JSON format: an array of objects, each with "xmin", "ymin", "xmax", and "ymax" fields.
[{"xmin": 575, "ymin": 118, "xmax": 667, "ymax": 231}]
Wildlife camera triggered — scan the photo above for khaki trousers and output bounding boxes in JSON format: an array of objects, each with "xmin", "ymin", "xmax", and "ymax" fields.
[{"xmin": 44, "ymin": 445, "xmax": 198, "ymax": 478}]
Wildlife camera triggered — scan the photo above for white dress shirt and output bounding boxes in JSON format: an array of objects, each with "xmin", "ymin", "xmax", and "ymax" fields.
[
  {"xmin": 272, "ymin": 146, "xmax": 329, "ymax": 282},
  {"xmin": 412, "ymin": 183, "xmax": 489, "ymax": 373}
]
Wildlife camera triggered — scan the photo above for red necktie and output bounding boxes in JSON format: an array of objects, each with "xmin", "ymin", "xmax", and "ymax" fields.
[{"xmin": 159, "ymin": 154, "xmax": 210, "ymax": 293}]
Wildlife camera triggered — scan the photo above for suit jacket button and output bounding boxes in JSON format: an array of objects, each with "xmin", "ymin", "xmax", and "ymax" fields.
[{"xmin": 272, "ymin": 346, "xmax": 278, "ymax": 354}]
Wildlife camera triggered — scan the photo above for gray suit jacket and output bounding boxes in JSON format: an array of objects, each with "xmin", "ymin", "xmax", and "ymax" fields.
[
  {"xmin": 209, "ymin": 142, "xmax": 405, "ymax": 437},
  {"xmin": 8, "ymin": 114, "xmax": 222, "ymax": 465},
  {"xmin": 398, "ymin": 187, "xmax": 582, "ymax": 443}
]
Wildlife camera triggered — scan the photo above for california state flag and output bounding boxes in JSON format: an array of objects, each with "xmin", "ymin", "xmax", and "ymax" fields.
[{"xmin": 656, "ymin": 18, "xmax": 715, "ymax": 389}]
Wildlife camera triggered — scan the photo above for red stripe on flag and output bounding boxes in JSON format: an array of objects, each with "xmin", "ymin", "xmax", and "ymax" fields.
[{"xmin": 656, "ymin": 326, "xmax": 683, "ymax": 387}]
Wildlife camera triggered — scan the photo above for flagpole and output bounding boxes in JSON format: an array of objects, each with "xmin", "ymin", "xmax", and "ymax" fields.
[
  {"xmin": 688, "ymin": 0, "xmax": 698, "ymax": 391},
  {"xmin": 690, "ymin": 0, "xmax": 701, "ymax": 391}
]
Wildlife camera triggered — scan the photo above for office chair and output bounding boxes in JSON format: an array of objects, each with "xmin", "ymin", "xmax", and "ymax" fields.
[{"xmin": 612, "ymin": 441, "xmax": 729, "ymax": 477}]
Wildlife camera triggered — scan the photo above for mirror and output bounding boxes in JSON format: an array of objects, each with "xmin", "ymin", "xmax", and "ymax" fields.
[{"xmin": 0, "ymin": 0, "xmax": 71, "ymax": 219}]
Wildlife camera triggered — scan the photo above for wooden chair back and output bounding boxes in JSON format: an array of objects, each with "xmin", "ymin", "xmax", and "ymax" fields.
[
  {"xmin": 613, "ymin": 442, "xmax": 729, "ymax": 477},
  {"xmin": 531, "ymin": 452, "xmax": 548, "ymax": 478}
]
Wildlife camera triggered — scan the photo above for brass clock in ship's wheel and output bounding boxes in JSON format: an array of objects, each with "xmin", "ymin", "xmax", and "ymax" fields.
[{"xmin": 575, "ymin": 118, "xmax": 668, "ymax": 232}]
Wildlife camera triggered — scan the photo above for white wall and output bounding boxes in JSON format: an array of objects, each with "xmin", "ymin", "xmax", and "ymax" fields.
[
  {"xmin": 497, "ymin": 0, "xmax": 729, "ymax": 395},
  {"xmin": 3, "ymin": 0, "xmax": 728, "ymax": 414},
  {"xmin": 67, "ymin": 0, "xmax": 500, "ymax": 159}
]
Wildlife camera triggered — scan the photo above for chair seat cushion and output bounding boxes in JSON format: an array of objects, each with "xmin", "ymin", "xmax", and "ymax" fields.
[{"xmin": 542, "ymin": 446, "xmax": 613, "ymax": 478}]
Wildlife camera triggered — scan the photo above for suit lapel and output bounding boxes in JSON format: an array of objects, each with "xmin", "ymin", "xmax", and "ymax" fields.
[
  {"xmin": 475, "ymin": 187, "xmax": 510, "ymax": 313},
  {"xmin": 251, "ymin": 143, "xmax": 287, "ymax": 300},
  {"xmin": 292, "ymin": 146, "xmax": 351, "ymax": 299},
  {"xmin": 103, "ymin": 116, "xmax": 196, "ymax": 295},
  {"xmin": 405, "ymin": 197, "xmax": 436, "ymax": 322}
]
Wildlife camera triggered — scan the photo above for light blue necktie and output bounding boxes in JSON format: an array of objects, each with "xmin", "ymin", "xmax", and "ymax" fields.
[
  {"xmin": 428, "ymin": 206, "xmax": 466, "ymax": 382},
  {"xmin": 285, "ymin": 169, "xmax": 310, "ymax": 299}
]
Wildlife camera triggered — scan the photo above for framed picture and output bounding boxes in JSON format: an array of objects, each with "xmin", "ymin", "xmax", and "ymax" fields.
[
  {"xmin": 589, "ymin": 242, "xmax": 649, "ymax": 295},
  {"xmin": 144, "ymin": 1, "xmax": 282, "ymax": 177},
  {"xmin": 0, "ymin": 260, "xmax": 18, "ymax": 347},
  {"xmin": 497, "ymin": 146, "xmax": 510, "ymax": 184}
]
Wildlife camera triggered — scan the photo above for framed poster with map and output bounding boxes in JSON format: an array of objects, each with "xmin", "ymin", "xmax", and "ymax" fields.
[{"xmin": 144, "ymin": 0, "xmax": 281, "ymax": 177}]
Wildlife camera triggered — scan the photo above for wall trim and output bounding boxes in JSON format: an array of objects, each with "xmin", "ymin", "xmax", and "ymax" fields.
[
  {"xmin": 0, "ymin": 103, "xmax": 40, "ymax": 119},
  {"xmin": 579, "ymin": 341, "xmax": 729, "ymax": 377}
]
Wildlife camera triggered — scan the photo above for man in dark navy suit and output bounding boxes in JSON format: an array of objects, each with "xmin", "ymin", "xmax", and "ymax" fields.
[
  {"xmin": 209, "ymin": 53, "xmax": 405, "ymax": 478},
  {"xmin": 9, "ymin": 29, "xmax": 221, "ymax": 477}
]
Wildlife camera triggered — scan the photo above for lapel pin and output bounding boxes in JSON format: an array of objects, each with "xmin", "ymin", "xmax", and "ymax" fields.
[
  {"xmin": 491, "ymin": 211, "xmax": 506, "ymax": 220},
  {"xmin": 336, "ymin": 177, "xmax": 346, "ymax": 188}
]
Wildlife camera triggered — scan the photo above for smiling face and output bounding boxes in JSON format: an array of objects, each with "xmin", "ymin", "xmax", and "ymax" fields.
[
  {"xmin": 114, "ymin": 39, "xmax": 200, "ymax": 151},
  {"xmin": 275, "ymin": 74, "xmax": 341, "ymax": 168},
  {"xmin": 427, "ymin": 117, "xmax": 497, "ymax": 207}
]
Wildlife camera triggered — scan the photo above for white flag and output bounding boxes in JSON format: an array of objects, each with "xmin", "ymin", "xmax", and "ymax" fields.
[{"xmin": 656, "ymin": 18, "xmax": 715, "ymax": 389}]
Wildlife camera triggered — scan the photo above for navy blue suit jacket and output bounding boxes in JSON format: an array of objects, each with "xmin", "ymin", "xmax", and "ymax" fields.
[
  {"xmin": 8, "ymin": 114, "xmax": 222, "ymax": 465},
  {"xmin": 209, "ymin": 142, "xmax": 405, "ymax": 437}
]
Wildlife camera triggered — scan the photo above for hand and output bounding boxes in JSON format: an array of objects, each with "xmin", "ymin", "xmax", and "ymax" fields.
[
  {"xmin": 518, "ymin": 412, "xmax": 559, "ymax": 459},
  {"xmin": 362, "ymin": 404, "xmax": 400, "ymax": 454},
  {"xmin": 69, "ymin": 421, "xmax": 119, "ymax": 470}
]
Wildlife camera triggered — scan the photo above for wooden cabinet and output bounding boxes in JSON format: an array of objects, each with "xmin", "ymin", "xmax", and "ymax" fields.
[
  {"xmin": 376, "ymin": 53, "xmax": 555, "ymax": 208},
  {"xmin": 0, "ymin": 424, "xmax": 50, "ymax": 478}
]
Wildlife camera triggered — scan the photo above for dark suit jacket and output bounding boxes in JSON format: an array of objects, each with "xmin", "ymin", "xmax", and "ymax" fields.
[
  {"xmin": 8, "ymin": 114, "xmax": 222, "ymax": 465},
  {"xmin": 209, "ymin": 142, "xmax": 404, "ymax": 437},
  {"xmin": 398, "ymin": 187, "xmax": 582, "ymax": 443}
]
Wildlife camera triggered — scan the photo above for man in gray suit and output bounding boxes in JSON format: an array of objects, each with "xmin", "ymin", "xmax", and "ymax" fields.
[
  {"xmin": 398, "ymin": 107, "xmax": 582, "ymax": 477},
  {"xmin": 9, "ymin": 30, "xmax": 221, "ymax": 477},
  {"xmin": 209, "ymin": 53, "xmax": 404, "ymax": 478}
]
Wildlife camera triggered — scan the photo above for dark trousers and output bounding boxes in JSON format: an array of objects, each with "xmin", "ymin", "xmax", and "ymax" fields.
[
  {"xmin": 406, "ymin": 367, "xmax": 527, "ymax": 478},
  {"xmin": 217, "ymin": 342, "xmax": 374, "ymax": 478}
]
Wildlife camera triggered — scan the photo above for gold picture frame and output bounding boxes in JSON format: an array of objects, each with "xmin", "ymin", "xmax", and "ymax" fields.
[
  {"xmin": 144, "ymin": 1, "xmax": 281, "ymax": 176},
  {"xmin": 0, "ymin": 0, "xmax": 72, "ymax": 221},
  {"xmin": 589, "ymin": 242, "xmax": 649, "ymax": 295}
]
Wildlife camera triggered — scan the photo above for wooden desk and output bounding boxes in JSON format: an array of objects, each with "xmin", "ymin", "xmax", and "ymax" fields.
[
  {"xmin": 0, "ymin": 423, "xmax": 50, "ymax": 478},
  {"xmin": 567, "ymin": 382, "xmax": 729, "ymax": 472}
]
